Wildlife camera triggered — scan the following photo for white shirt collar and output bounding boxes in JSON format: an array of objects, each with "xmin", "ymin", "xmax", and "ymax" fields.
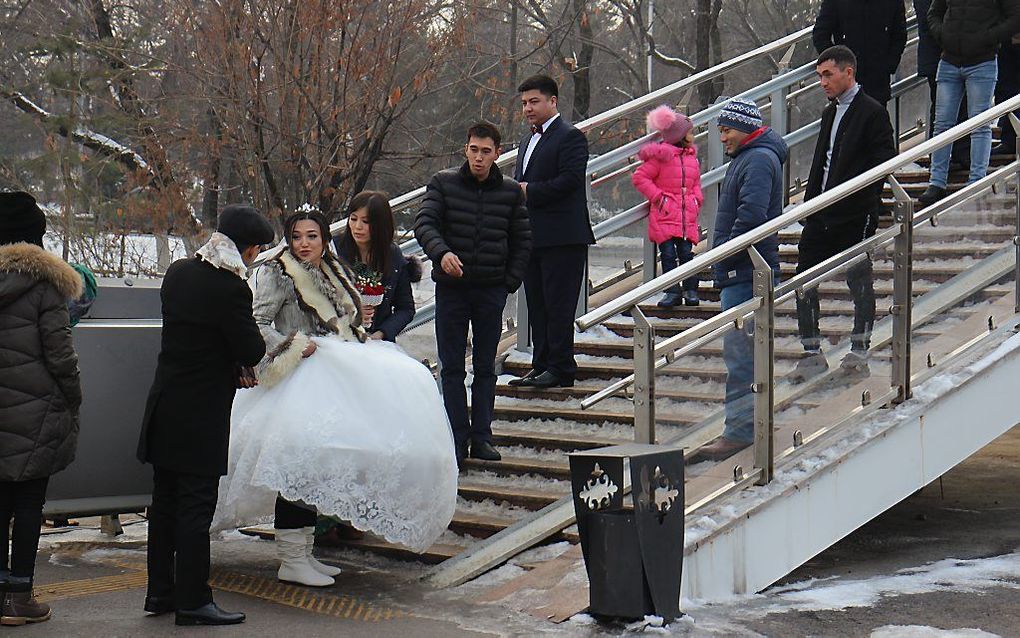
[
  {"xmin": 836, "ymin": 83, "xmax": 860, "ymax": 106},
  {"xmin": 538, "ymin": 113, "xmax": 561, "ymax": 133}
]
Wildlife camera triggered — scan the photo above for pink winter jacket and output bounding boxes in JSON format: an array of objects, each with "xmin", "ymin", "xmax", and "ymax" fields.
[{"xmin": 631, "ymin": 142, "xmax": 704, "ymax": 245}]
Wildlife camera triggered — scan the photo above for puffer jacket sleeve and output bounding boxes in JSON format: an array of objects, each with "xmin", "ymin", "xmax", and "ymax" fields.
[
  {"xmin": 505, "ymin": 190, "xmax": 532, "ymax": 292},
  {"xmin": 729, "ymin": 155, "xmax": 778, "ymax": 240},
  {"xmin": 415, "ymin": 175, "xmax": 453, "ymax": 264},
  {"xmin": 251, "ymin": 263, "xmax": 289, "ymax": 355},
  {"xmin": 990, "ymin": 0, "xmax": 1020, "ymax": 48},
  {"xmin": 38, "ymin": 287, "xmax": 82, "ymax": 410},
  {"xmin": 631, "ymin": 156, "xmax": 664, "ymax": 205}
]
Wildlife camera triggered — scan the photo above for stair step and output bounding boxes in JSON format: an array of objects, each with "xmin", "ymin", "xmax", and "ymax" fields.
[
  {"xmin": 460, "ymin": 455, "xmax": 572, "ymax": 480},
  {"xmin": 504, "ymin": 358, "xmax": 728, "ymax": 382},
  {"xmin": 238, "ymin": 527, "xmax": 467, "ymax": 564},
  {"xmin": 492, "ymin": 404, "xmax": 701, "ymax": 426},
  {"xmin": 573, "ymin": 340, "xmax": 807, "ymax": 360},
  {"xmin": 457, "ymin": 481, "xmax": 563, "ymax": 510},
  {"xmin": 490, "ymin": 427, "xmax": 623, "ymax": 451},
  {"xmin": 495, "ymin": 383, "xmax": 724, "ymax": 404}
]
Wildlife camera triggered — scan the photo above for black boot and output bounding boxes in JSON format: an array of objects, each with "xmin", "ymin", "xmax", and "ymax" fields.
[
  {"xmin": 683, "ymin": 290, "xmax": 700, "ymax": 306},
  {"xmin": 657, "ymin": 291, "xmax": 683, "ymax": 308},
  {"xmin": 175, "ymin": 602, "xmax": 245, "ymax": 626},
  {"xmin": 918, "ymin": 185, "xmax": 947, "ymax": 206},
  {"xmin": 470, "ymin": 441, "xmax": 502, "ymax": 461}
]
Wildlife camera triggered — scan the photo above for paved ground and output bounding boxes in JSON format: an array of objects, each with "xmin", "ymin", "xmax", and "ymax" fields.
[{"xmin": 17, "ymin": 425, "xmax": 1020, "ymax": 637}]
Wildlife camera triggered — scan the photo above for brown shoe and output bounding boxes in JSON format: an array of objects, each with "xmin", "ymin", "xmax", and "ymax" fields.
[
  {"xmin": 1, "ymin": 591, "xmax": 52, "ymax": 626},
  {"xmin": 694, "ymin": 437, "xmax": 751, "ymax": 462}
]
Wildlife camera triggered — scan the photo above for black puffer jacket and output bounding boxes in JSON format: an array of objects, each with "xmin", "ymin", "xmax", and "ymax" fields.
[
  {"xmin": 928, "ymin": 0, "xmax": 1020, "ymax": 67},
  {"xmin": 415, "ymin": 162, "xmax": 532, "ymax": 291},
  {"xmin": 0, "ymin": 243, "xmax": 83, "ymax": 482}
]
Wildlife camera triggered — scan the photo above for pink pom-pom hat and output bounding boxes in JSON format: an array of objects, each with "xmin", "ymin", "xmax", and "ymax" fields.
[{"xmin": 646, "ymin": 105, "xmax": 693, "ymax": 145}]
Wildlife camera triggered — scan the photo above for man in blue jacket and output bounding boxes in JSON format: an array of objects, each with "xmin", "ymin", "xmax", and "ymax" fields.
[{"xmin": 698, "ymin": 98, "xmax": 788, "ymax": 462}]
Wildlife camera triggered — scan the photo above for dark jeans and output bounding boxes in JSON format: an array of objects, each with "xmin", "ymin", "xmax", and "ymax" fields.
[
  {"xmin": 146, "ymin": 466, "xmax": 219, "ymax": 611},
  {"xmin": 659, "ymin": 238, "xmax": 698, "ymax": 294},
  {"xmin": 0, "ymin": 477, "xmax": 49, "ymax": 580},
  {"xmin": 927, "ymin": 75, "xmax": 971, "ymax": 165},
  {"xmin": 274, "ymin": 496, "xmax": 316, "ymax": 529},
  {"xmin": 436, "ymin": 282, "xmax": 508, "ymax": 448},
  {"xmin": 796, "ymin": 215, "xmax": 877, "ymax": 353},
  {"xmin": 996, "ymin": 44, "xmax": 1020, "ymax": 152},
  {"xmin": 522, "ymin": 245, "xmax": 587, "ymax": 380}
]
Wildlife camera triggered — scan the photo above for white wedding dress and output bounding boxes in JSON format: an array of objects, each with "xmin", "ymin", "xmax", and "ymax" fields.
[{"xmin": 213, "ymin": 337, "xmax": 458, "ymax": 553}]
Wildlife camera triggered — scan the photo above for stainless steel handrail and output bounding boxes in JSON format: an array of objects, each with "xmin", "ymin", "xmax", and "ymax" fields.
[{"xmin": 576, "ymin": 93, "xmax": 1020, "ymax": 331}]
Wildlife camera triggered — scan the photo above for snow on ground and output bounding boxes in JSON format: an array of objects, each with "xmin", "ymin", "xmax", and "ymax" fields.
[{"xmin": 870, "ymin": 627, "xmax": 1000, "ymax": 638}]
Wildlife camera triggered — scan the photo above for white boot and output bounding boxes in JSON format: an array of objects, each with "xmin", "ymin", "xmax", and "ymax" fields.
[
  {"xmin": 302, "ymin": 527, "xmax": 341, "ymax": 577},
  {"xmin": 276, "ymin": 528, "xmax": 334, "ymax": 587}
]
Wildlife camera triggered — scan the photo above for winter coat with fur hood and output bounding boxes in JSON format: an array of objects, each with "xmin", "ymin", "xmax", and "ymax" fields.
[
  {"xmin": 252, "ymin": 250, "xmax": 367, "ymax": 387},
  {"xmin": 632, "ymin": 142, "xmax": 704, "ymax": 245},
  {"xmin": 0, "ymin": 242, "xmax": 83, "ymax": 482}
]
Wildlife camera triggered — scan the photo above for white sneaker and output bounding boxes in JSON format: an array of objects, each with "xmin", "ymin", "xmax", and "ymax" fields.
[
  {"xmin": 276, "ymin": 528, "xmax": 334, "ymax": 587},
  {"xmin": 302, "ymin": 527, "xmax": 341, "ymax": 577}
]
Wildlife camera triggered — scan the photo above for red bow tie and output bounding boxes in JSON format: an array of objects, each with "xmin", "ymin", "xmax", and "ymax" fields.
[{"xmin": 531, "ymin": 125, "xmax": 543, "ymax": 135}]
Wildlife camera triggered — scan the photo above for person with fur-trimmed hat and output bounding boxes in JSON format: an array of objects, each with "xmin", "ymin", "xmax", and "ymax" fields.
[
  {"xmin": 632, "ymin": 105, "xmax": 704, "ymax": 308},
  {"xmin": 137, "ymin": 203, "xmax": 274, "ymax": 626},
  {"xmin": 0, "ymin": 191, "xmax": 82, "ymax": 626}
]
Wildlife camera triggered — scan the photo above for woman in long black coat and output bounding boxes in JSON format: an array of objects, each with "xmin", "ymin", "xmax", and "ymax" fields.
[
  {"xmin": 0, "ymin": 191, "xmax": 82, "ymax": 625},
  {"xmin": 333, "ymin": 191, "xmax": 420, "ymax": 342}
]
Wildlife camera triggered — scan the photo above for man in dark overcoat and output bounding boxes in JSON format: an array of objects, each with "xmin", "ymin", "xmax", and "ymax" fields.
[
  {"xmin": 813, "ymin": 0, "xmax": 907, "ymax": 105},
  {"xmin": 791, "ymin": 46, "xmax": 897, "ymax": 382},
  {"xmin": 137, "ymin": 204, "xmax": 274, "ymax": 626},
  {"xmin": 509, "ymin": 74, "xmax": 595, "ymax": 390}
]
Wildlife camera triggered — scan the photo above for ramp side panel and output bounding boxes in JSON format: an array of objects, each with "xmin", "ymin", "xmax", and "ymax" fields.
[{"xmin": 682, "ymin": 338, "xmax": 1020, "ymax": 601}]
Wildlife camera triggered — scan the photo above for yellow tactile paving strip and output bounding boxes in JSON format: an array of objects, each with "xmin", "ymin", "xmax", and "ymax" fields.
[{"xmin": 34, "ymin": 551, "xmax": 407, "ymax": 621}]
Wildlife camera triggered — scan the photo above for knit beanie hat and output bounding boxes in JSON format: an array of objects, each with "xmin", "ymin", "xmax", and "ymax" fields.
[
  {"xmin": 646, "ymin": 105, "xmax": 694, "ymax": 145},
  {"xmin": 718, "ymin": 98, "xmax": 763, "ymax": 134},
  {"xmin": 217, "ymin": 204, "xmax": 275, "ymax": 249},
  {"xmin": 0, "ymin": 191, "xmax": 46, "ymax": 247}
]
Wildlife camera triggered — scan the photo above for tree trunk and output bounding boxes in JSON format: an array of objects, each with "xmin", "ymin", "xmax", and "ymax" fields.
[{"xmin": 571, "ymin": 0, "xmax": 594, "ymax": 122}]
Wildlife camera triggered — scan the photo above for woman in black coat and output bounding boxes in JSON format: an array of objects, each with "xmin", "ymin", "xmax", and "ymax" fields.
[
  {"xmin": 0, "ymin": 192, "xmax": 82, "ymax": 625},
  {"xmin": 334, "ymin": 191, "xmax": 420, "ymax": 342}
]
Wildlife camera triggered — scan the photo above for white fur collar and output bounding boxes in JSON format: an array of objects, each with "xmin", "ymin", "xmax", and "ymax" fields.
[{"xmin": 196, "ymin": 232, "xmax": 247, "ymax": 277}]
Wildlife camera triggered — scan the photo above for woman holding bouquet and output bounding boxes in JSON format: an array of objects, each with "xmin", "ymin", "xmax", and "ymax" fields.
[
  {"xmin": 213, "ymin": 209, "xmax": 457, "ymax": 587},
  {"xmin": 333, "ymin": 191, "xmax": 421, "ymax": 342}
]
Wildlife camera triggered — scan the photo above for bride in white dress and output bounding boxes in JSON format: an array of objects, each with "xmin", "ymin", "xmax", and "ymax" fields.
[{"xmin": 214, "ymin": 209, "xmax": 457, "ymax": 586}]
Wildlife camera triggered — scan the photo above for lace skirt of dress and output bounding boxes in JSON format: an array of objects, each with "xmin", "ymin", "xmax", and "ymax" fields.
[{"xmin": 213, "ymin": 337, "xmax": 458, "ymax": 553}]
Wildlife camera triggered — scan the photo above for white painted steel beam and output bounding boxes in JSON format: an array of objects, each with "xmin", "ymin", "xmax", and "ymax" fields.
[{"xmin": 681, "ymin": 323, "xmax": 1020, "ymax": 601}]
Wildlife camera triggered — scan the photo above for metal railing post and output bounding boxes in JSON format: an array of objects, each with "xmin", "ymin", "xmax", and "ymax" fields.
[
  {"xmin": 748, "ymin": 246, "xmax": 775, "ymax": 485},
  {"xmin": 703, "ymin": 107, "xmax": 724, "ymax": 248},
  {"xmin": 1010, "ymin": 114, "xmax": 1020, "ymax": 313},
  {"xmin": 516, "ymin": 289, "xmax": 531, "ymax": 353},
  {"xmin": 643, "ymin": 237, "xmax": 658, "ymax": 283},
  {"xmin": 632, "ymin": 306, "xmax": 656, "ymax": 444},
  {"xmin": 889, "ymin": 176, "xmax": 914, "ymax": 403},
  {"xmin": 772, "ymin": 48, "xmax": 793, "ymax": 207}
]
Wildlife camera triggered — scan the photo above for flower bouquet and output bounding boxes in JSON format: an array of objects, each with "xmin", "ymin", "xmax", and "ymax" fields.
[{"xmin": 353, "ymin": 262, "xmax": 385, "ymax": 306}]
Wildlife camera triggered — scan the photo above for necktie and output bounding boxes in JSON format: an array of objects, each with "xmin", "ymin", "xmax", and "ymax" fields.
[{"xmin": 531, "ymin": 125, "xmax": 542, "ymax": 135}]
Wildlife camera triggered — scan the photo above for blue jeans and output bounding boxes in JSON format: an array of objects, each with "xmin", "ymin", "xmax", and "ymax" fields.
[
  {"xmin": 930, "ymin": 58, "xmax": 998, "ymax": 188},
  {"xmin": 720, "ymin": 282, "xmax": 755, "ymax": 443},
  {"xmin": 659, "ymin": 238, "xmax": 698, "ymax": 294}
]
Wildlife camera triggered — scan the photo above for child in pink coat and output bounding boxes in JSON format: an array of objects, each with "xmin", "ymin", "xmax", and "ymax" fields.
[{"xmin": 631, "ymin": 105, "xmax": 704, "ymax": 307}]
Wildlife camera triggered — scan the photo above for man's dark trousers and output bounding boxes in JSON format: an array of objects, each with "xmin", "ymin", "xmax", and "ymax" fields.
[
  {"xmin": 523, "ymin": 245, "xmax": 587, "ymax": 381},
  {"xmin": 796, "ymin": 214, "xmax": 877, "ymax": 352},
  {"xmin": 436, "ymin": 282, "xmax": 508, "ymax": 448},
  {"xmin": 146, "ymin": 466, "xmax": 220, "ymax": 610}
]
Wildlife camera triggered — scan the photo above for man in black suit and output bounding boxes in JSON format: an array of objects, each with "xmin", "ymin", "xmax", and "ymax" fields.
[
  {"xmin": 137, "ymin": 204, "xmax": 274, "ymax": 626},
  {"xmin": 791, "ymin": 46, "xmax": 897, "ymax": 382},
  {"xmin": 812, "ymin": 0, "xmax": 907, "ymax": 106},
  {"xmin": 509, "ymin": 74, "xmax": 595, "ymax": 389}
]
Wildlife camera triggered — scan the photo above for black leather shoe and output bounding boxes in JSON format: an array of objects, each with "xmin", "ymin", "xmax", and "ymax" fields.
[
  {"xmin": 469, "ymin": 441, "xmax": 502, "ymax": 461},
  {"xmin": 526, "ymin": 371, "xmax": 574, "ymax": 389},
  {"xmin": 175, "ymin": 603, "xmax": 246, "ymax": 626},
  {"xmin": 144, "ymin": 595, "xmax": 175, "ymax": 616},
  {"xmin": 508, "ymin": 369, "xmax": 542, "ymax": 386}
]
